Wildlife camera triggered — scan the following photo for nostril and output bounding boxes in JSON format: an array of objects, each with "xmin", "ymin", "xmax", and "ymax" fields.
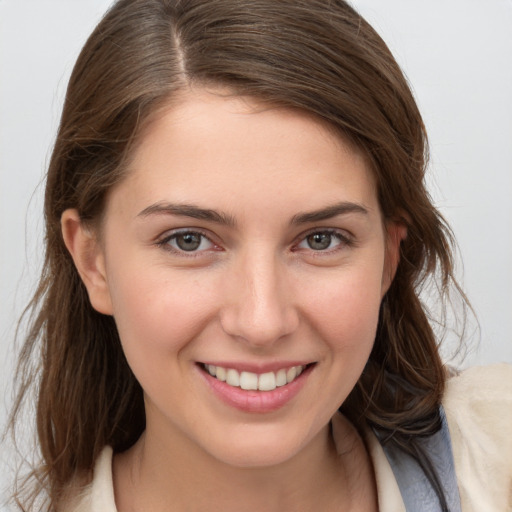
[{"xmin": 219, "ymin": 308, "xmax": 298, "ymax": 346}]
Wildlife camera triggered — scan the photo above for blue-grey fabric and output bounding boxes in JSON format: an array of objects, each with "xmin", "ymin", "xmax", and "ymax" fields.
[{"xmin": 374, "ymin": 407, "xmax": 462, "ymax": 512}]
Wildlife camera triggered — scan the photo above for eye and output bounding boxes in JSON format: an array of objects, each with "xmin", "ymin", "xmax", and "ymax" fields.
[
  {"xmin": 296, "ymin": 230, "xmax": 349, "ymax": 252},
  {"xmin": 160, "ymin": 230, "xmax": 215, "ymax": 253}
]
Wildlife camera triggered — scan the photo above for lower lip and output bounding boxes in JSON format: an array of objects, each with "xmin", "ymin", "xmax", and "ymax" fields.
[{"xmin": 199, "ymin": 365, "xmax": 313, "ymax": 413}]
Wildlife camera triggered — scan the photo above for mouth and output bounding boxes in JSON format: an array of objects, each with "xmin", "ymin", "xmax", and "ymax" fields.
[
  {"xmin": 198, "ymin": 361, "xmax": 315, "ymax": 413},
  {"xmin": 200, "ymin": 363, "xmax": 313, "ymax": 392}
]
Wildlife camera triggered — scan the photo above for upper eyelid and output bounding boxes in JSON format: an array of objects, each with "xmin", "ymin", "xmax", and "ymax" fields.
[
  {"xmin": 157, "ymin": 227, "xmax": 214, "ymax": 243},
  {"xmin": 295, "ymin": 227, "xmax": 352, "ymax": 241},
  {"xmin": 292, "ymin": 228, "xmax": 354, "ymax": 252},
  {"xmin": 156, "ymin": 229, "xmax": 220, "ymax": 254},
  {"xmin": 158, "ymin": 237, "xmax": 229, "ymax": 268}
]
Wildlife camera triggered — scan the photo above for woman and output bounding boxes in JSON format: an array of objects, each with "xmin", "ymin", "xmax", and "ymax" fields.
[{"xmin": 9, "ymin": 0, "xmax": 511, "ymax": 511}]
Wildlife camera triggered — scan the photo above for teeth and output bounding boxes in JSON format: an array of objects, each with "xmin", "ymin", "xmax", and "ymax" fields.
[
  {"xmin": 286, "ymin": 366, "xmax": 297, "ymax": 382},
  {"xmin": 240, "ymin": 371, "xmax": 258, "ymax": 390},
  {"xmin": 276, "ymin": 369, "xmax": 287, "ymax": 387},
  {"xmin": 216, "ymin": 366, "xmax": 226, "ymax": 382},
  {"xmin": 258, "ymin": 372, "xmax": 276, "ymax": 391},
  {"xmin": 205, "ymin": 364, "xmax": 306, "ymax": 391},
  {"xmin": 226, "ymin": 368, "xmax": 240, "ymax": 387}
]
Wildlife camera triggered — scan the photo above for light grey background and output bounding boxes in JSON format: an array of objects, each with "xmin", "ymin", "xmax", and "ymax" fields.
[{"xmin": 1, "ymin": 0, "xmax": 511, "ymax": 508}]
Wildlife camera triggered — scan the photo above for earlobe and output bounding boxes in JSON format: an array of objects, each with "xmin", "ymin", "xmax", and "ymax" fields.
[
  {"xmin": 381, "ymin": 220, "xmax": 408, "ymax": 296},
  {"xmin": 61, "ymin": 209, "xmax": 113, "ymax": 315}
]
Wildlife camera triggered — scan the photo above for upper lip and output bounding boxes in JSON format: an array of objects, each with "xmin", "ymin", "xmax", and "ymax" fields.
[{"xmin": 198, "ymin": 361, "xmax": 314, "ymax": 373}]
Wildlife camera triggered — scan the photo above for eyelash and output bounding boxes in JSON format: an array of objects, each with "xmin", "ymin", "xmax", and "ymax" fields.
[
  {"xmin": 293, "ymin": 228, "xmax": 354, "ymax": 254},
  {"xmin": 156, "ymin": 229, "xmax": 218, "ymax": 257},
  {"xmin": 156, "ymin": 228, "xmax": 353, "ymax": 257}
]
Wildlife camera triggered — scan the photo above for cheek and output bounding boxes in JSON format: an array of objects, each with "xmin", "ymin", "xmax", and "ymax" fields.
[
  {"xmin": 105, "ymin": 268, "xmax": 225, "ymax": 410},
  {"xmin": 106, "ymin": 264, "xmax": 219, "ymax": 363},
  {"xmin": 302, "ymin": 266, "xmax": 384, "ymax": 353}
]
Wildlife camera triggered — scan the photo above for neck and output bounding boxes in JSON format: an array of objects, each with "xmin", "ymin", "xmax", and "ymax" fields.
[{"xmin": 113, "ymin": 413, "xmax": 377, "ymax": 512}]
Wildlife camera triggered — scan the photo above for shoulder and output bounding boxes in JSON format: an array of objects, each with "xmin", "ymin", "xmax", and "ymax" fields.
[
  {"xmin": 443, "ymin": 363, "xmax": 512, "ymax": 436},
  {"xmin": 59, "ymin": 447, "xmax": 116, "ymax": 512},
  {"xmin": 442, "ymin": 364, "xmax": 512, "ymax": 511},
  {"xmin": 444, "ymin": 362, "xmax": 512, "ymax": 402}
]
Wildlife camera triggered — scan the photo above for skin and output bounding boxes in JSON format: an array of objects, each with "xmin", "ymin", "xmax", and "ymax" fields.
[{"xmin": 62, "ymin": 88, "xmax": 404, "ymax": 511}]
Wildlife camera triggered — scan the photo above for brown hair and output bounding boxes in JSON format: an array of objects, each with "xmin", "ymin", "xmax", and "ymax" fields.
[{"xmin": 10, "ymin": 0, "xmax": 466, "ymax": 509}]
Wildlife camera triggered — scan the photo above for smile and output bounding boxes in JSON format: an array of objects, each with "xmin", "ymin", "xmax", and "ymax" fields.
[{"xmin": 202, "ymin": 364, "xmax": 305, "ymax": 392}]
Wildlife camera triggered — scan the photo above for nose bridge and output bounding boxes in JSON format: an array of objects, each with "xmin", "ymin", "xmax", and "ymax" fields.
[{"xmin": 220, "ymin": 245, "xmax": 298, "ymax": 346}]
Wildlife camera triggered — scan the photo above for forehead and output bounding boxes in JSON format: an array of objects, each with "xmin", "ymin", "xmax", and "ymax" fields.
[{"xmin": 109, "ymin": 88, "xmax": 379, "ymax": 221}]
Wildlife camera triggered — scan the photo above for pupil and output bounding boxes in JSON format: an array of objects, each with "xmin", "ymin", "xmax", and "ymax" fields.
[
  {"xmin": 308, "ymin": 233, "xmax": 331, "ymax": 250},
  {"xmin": 177, "ymin": 233, "xmax": 201, "ymax": 251}
]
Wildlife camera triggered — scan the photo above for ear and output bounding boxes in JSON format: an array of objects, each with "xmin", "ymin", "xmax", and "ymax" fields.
[
  {"xmin": 61, "ymin": 209, "xmax": 113, "ymax": 315},
  {"xmin": 381, "ymin": 220, "xmax": 408, "ymax": 296}
]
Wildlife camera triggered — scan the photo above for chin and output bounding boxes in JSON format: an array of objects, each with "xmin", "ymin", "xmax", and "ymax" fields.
[
  {"xmin": 212, "ymin": 443, "xmax": 299, "ymax": 469},
  {"xmin": 201, "ymin": 423, "xmax": 321, "ymax": 469}
]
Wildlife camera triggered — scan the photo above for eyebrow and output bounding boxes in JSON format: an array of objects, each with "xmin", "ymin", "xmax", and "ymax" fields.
[
  {"xmin": 137, "ymin": 202, "xmax": 237, "ymax": 227},
  {"xmin": 290, "ymin": 201, "xmax": 369, "ymax": 225},
  {"xmin": 137, "ymin": 200, "xmax": 368, "ymax": 227}
]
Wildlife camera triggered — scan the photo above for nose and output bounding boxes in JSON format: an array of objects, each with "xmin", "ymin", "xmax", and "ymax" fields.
[{"xmin": 219, "ymin": 250, "xmax": 299, "ymax": 348}]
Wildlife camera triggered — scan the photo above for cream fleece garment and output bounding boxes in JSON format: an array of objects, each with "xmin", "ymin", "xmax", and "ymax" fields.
[{"xmin": 68, "ymin": 364, "xmax": 512, "ymax": 512}]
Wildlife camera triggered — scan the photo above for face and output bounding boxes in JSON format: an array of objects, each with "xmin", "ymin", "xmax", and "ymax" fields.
[{"xmin": 70, "ymin": 89, "xmax": 400, "ymax": 468}]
